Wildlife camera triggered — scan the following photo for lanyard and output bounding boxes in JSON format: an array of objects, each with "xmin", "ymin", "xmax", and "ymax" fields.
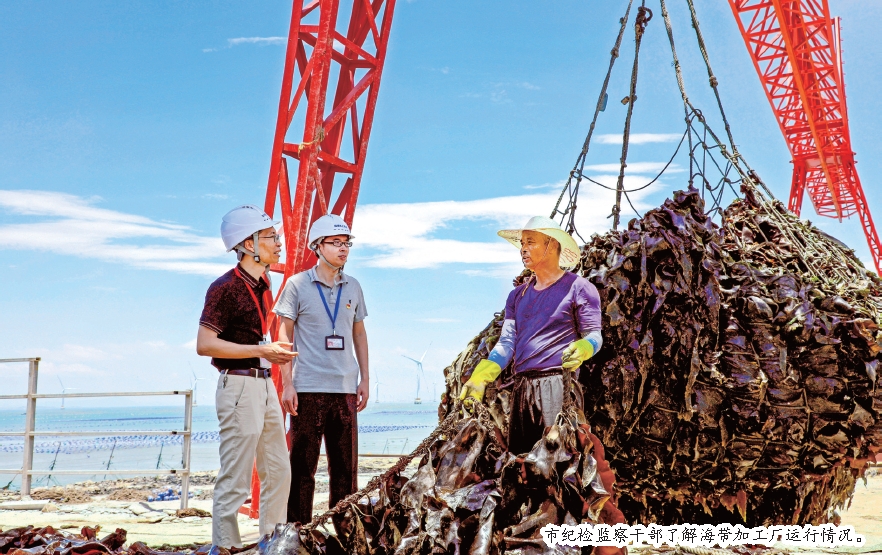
[
  {"xmin": 315, "ymin": 281, "xmax": 343, "ymax": 335},
  {"xmin": 234, "ymin": 267, "xmax": 267, "ymax": 336}
]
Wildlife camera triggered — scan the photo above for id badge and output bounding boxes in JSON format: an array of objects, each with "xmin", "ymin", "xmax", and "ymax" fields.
[
  {"xmin": 325, "ymin": 335, "xmax": 345, "ymax": 350},
  {"xmin": 259, "ymin": 335, "xmax": 272, "ymax": 368}
]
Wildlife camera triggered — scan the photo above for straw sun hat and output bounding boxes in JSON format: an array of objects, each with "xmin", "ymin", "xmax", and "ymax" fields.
[{"xmin": 497, "ymin": 216, "xmax": 581, "ymax": 269}]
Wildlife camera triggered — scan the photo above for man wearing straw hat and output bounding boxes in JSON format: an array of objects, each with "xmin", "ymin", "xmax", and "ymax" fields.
[{"xmin": 459, "ymin": 216, "xmax": 602, "ymax": 455}]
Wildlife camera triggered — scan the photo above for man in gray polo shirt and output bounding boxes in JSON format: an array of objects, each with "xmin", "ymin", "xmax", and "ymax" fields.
[{"xmin": 273, "ymin": 213, "xmax": 369, "ymax": 525}]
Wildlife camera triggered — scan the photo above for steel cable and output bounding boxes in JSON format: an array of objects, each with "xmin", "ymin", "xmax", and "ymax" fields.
[
  {"xmin": 552, "ymin": 0, "xmax": 635, "ymax": 237},
  {"xmin": 612, "ymin": 2, "xmax": 653, "ymax": 230}
]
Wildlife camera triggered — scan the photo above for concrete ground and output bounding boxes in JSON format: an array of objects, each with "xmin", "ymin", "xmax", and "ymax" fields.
[
  {"xmin": 1, "ymin": 465, "xmax": 881, "ymax": 552},
  {"xmin": 0, "ymin": 457, "xmax": 415, "ymax": 547}
]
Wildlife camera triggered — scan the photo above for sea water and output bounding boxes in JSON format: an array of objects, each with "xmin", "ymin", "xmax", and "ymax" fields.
[{"xmin": 0, "ymin": 403, "xmax": 439, "ymax": 490}]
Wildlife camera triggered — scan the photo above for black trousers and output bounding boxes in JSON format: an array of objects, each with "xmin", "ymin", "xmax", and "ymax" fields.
[
  {"xmin": 287, "ymin": 392, "xmax": 358, "ymax": 524},
  {"xmin": 507, "ymin": 370, "xmax": 582, "ymax": 456}
]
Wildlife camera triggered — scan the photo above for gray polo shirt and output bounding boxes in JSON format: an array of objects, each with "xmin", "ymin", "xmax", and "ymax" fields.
[{"xmin": 273, "ymin": 267, "xmax": 367, "ymax": 394}]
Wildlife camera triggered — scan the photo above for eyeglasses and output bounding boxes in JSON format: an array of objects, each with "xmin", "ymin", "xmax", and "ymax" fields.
[
  {"xmin": 322, "ymin": 239, "xmax": 353, "ymax": 247},
  {"xmin": 258, "ymin": 234, "xmax": 282, "ymax": 243}
]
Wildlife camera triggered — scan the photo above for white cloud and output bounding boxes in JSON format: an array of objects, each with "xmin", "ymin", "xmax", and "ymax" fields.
[
  {"xmin": 59, "ymin": 344, "xmax": 111, "ymax": 362},
  {"xmin": 227, "ymin": 37, "xmax": 286, "ymax": 46},
  {"xmin": 0, "ymin": 189, "xmax": 229, "ymax": 276},
  {"xmin": 459, "ymin": 263, "xmax": 525, "ymax": 280},
  {"xmin": 352, "ymin": 174, "xmax": 664, "ymax": 269},
  {"xmin": 490, "ymin": 90, "xmax": 510, "ymax": 104},
  {"xmin": 1, "ymin": 172, "xmax": 670, "ymax": 275},
  {"xmin": 416, "ymin": 318, "xmax": 459, "ymax": 323},
  {"xmin": 203, "ymin": 37, "xmax": 287, "ymax": 53},
  {"xmin": 596, "ymin": 133, "xmax": 682, "ymax": 145},
  {"xmin": 38, "ymin": 361, "xmax": 107, "ymax": 378}
]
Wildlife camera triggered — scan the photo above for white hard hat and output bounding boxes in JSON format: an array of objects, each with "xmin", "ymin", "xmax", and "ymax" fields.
[
  {"xmin": 308, "ymin": 214, "xmax": 354, "ymax": 250},
  {"xmin": 221, "ymin": 205, "xmax": 279, "ymax": 264},
  {"xmin": 498, "ymin": 216, "xmax": 582, "ymax": 269}
]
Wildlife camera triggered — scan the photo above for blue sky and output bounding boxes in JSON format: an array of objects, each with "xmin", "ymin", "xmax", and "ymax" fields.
[{"xmin": 2, "ymin": 0, "xmax": 880, "ymax": 406}]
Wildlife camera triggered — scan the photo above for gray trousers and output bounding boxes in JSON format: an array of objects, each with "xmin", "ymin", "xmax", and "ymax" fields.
[
  {"xmin": 212, "ymin": 373, "xmax": 291, "ymax": 547},
  {"xmin": 507, "ymin": 370, "xmax": 581, "ymax": 455}
]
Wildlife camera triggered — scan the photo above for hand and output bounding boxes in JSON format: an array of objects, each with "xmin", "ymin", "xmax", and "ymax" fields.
[
  {"xmin": 459, "ymin": 379, "xmax": 487, "ymax": 403},
  {"xmin": 356, "ymin": 379, "xmax": 370, "ymax": 412},
  {"xmin": 561, "ymin": 338, "xmax": 595, "ymax": 370},
  {"xmin": 458, "ymin": 359, "xmax": 503, "ymax": 403},
  {"xmin": 260, "ymin": 342, "xmax": 298, "ymax": 365},
  {"xmin": 281, "ymin": 383, "xmax": 298, "ymax": 416}
]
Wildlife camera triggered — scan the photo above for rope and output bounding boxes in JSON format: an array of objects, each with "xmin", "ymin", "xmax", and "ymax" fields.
[
  {"xmin": 658, "ymin": 0, "xmax": 778, "ymax": 206},
  {"xmin": 581, "ymin": 126, "xmax": 689, "ymax": 193},
  {"xmin": 612, "ymin": 3, "xmax": 653, "ymax": 231},
  {"xmin": 684, "ymin": 0, "xmax": 738, "ymax": 156},
  {"xmin": 620, "ymin": 189, "xmax": 643, "ymax": 221},
  {"xmin": 658, "ymin": 0, "xmax": 690, "ymax": 113},
  {"xmin": 551, "ymin": 0, "xmax": 635, "ymax": 236}
]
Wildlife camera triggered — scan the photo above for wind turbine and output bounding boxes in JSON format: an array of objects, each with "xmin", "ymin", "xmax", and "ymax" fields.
[
  {"xmin": 190, "ymin": 367, "xmax": 208, "ymax": 407},
  {"xmin": 402, "ymin": 343, "xmax": 431, "ymax": 405},
  {"xmin": 373, "ymin": 371, "xmax": 383, "ymax": 404},
  {"xmin": 57, "ymin": 377, "xmax": 77, "ymax": 410}
]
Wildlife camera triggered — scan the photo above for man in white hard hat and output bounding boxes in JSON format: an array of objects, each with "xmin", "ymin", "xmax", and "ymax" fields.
[
  {"xmin": 196, "ymin": 205, "xmax": 295, "ymax": 549},
  {"xmin": 459, "ymin": 216, "xmax": 603, "ymax": 455},
  {"xmin": 273, "ymin": 213, "xmax": 370, "ymax": 525}
]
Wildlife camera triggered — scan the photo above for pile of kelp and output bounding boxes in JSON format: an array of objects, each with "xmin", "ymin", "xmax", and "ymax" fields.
[
  {"xmin": 261, "ymin": 395, "xmax": 623, "ymax": 555},
  {"xmin": 0, "ymin": 526, "xmax": 159, "ymax": 555},
  {"xmin": 0, "ymin": 525, "xmax": 250, "ymax": 555},
  {"xmin": 441, "ymin": 186, "xmax": 882, "ymax": 527}
]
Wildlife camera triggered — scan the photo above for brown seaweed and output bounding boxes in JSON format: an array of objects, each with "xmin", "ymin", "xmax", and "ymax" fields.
[{"xmin": 440, "ymin": 187, "xmax": 882, "ymax": 528}]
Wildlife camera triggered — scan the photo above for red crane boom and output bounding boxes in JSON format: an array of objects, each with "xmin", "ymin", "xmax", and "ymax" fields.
[
  {"xmin": 242, "ymin": 0, "xmax": 397, "ymax": 518},
  {"xmin": 728, "ymin": 0, "xmax": 882, "ymax": 273}
]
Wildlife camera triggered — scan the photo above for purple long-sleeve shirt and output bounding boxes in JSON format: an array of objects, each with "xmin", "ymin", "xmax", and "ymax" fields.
[{"xmin": 488, "ymin": 272, "xmax": 602, "ymax": 373}]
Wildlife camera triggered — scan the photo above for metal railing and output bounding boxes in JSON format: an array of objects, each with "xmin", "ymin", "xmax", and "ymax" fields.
[{"xmin": 0, "ymin": 358, "xmax": 193, "ymax": 508}]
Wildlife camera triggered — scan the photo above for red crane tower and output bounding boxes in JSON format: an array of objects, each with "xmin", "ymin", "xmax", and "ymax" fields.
[
  {"xmin": 728, "ymin": 0, "xmax": 882, "ymax": 274},
  {"xmin": 241, "ymin": 0, "xmax": 397, "ymax": 518}
]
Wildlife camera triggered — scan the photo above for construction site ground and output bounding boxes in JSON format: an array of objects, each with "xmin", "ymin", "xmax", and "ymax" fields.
[{"xmin": 1, "ymin": 464, "xmax": 881, "ymax": 554}]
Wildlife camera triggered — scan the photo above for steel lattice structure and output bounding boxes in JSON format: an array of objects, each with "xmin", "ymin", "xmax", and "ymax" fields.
[
  {"xmin": 729, "ymin": 0, "xmax": 881, "ymax": 273},
  {"xmin": 242, "ymin": 0, "xmax": 397, "ymax": 518}
]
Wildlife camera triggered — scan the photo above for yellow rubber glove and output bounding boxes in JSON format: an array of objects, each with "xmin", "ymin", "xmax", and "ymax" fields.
[
  {"xmin": 459, "ymin": 359, "xmax": 502, "ymax": 402},
  {"xmin": 561, "ymin": 338, "xmax": 595, "ymax": 370}
]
